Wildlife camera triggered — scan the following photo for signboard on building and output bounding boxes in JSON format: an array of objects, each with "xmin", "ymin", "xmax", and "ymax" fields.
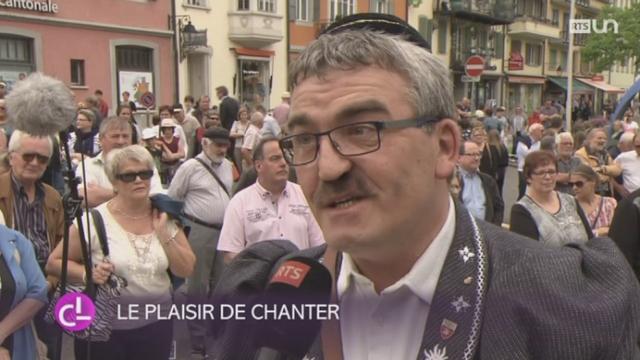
[
  {"xmin": 465, "ymin": 56, "xmax": 485, "ymax": 77},
  {"xmin": 0, "ymin": 0, "xmax": 59, "ymax": 14},
  {"xmin": 461, "ymin": 75, "xmax": 480, "ymax": 82},
  {"xmin": 508, "ymin": 53, "xmax": 524, "ymax": 71},
  {"xmin": 118, "ymin": 71, "xmax": 154, "ymax": 109},
  {"xmin": 591, "ymin": 74, "xmax": 604, "ymax": 81}
]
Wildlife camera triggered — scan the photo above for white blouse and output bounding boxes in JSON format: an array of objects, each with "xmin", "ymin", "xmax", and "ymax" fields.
[{"xmin": 80, "ymin": 203, "xmax": 174, "ymax": 329}]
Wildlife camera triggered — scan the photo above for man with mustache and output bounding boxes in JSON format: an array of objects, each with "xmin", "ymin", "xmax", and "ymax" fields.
[
  {"xmin": 214, "ymin": 13, "xmax": 640, "ymax": 359},
  {"xmin": 218, "ymin": 136, "xmax": 324, "ymax": 263},
  {"xmin": 168, "ymin": 127, "xmax": 234, "ymax": 359}
]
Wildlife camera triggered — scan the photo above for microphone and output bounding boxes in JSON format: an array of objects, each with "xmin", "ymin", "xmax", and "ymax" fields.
[
  {"xmin": 4, "ymin": 72, "xmax": 76, "ymax": 136},
  {"xmin": 254, "ymin": 256, "xmax": 333, "ymax": 359}
]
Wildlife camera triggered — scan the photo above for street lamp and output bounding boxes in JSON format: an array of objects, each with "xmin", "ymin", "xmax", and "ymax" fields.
[{"xmin": 174, "ymin": 15, "xmax": 198, "ymax": 62}]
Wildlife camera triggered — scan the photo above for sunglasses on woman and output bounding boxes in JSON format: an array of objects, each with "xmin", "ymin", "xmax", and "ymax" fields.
[
  {"xmin": 116, "ymin": 170, "xmax": 154, "ymax": 183},
  {"xmin": 568, "ymin": 181, "xmax": 585, "ymax": 188}
]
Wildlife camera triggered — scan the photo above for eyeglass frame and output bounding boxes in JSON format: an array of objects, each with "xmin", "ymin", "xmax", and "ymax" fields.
[{"xmin": 278, "ymin": 115, "xmax": 441, "ymax": 166}]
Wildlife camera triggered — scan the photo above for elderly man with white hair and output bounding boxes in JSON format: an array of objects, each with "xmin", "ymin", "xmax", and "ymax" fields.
[
  {"xmin": 555, "ymin": 132, "xmax": 582, "ymax": 194},
  {"xmin": 0, "ymin": 130, "xmax": 64, "ymax": 360}
]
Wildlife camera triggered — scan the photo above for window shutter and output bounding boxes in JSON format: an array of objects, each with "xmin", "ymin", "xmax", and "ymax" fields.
[
  {"xmin": 313, "ymin": 0, "xmax": 320, "ymax": 21},
  {"xmin": 418, "ymin": 16, "xmax": 432, "ymax": 44},
  {"xmin": 289, "ymin": 0, "xmax": 297, "ymax": 20},
  {"xmin": 495, "ymin": 32, "xmax": 504, "ymax": 58},
  {"xmin": 438, "ymin": 18, "xmax": 447, "ymax": 54}
]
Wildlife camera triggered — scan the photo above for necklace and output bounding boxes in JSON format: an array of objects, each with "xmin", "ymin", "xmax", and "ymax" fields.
[
  {"xmin": 108, "ymin": 201, "xmax": 150, "ymax": 220},
  {"xmin": 126, "ymin": 231, "xmax": 153, "ymax": 261}
]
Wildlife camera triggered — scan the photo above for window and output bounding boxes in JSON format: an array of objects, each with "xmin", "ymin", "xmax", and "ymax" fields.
[
  {"xmin": 371, "ymin": 0, "xmax": 390, "ymax": 13},
  {"xmin": 330, "ymin": 0, "xmax": 354, "ymax": 20},
  {"xmin": 238, "ymin": 0, "xmax": 250, "ymax": 10},
  {"xmin": 525, "ymin": 43, "xmax": 541, "ymax": 66},
  {"xmin": 258, "ymin": 0, "xmax": 276, "ymax": 12},
  {"xmin": 238, "ymin": 58, "xmax": 270, "ymax": 110},
  {"xmin": 296, "ymin": 0, "xmax": 309, "ymax": 21},
  {"xmin": 185, "ymin": 0, "xmax": 208, "ymax": 6},
  {"xmin": 116, "ymin": 46, "xmax": 154, "ymax": 103},
  {"xmin": 0, "ymin": 35, "xmax": 36, "ymax": 85},
  {"xmin": 70, "ymin": 59, "xmax": 85, "ymax": 86},
  {"xmin": 552, "ymin": 9, "xmax": 559, "ymax": 25}
]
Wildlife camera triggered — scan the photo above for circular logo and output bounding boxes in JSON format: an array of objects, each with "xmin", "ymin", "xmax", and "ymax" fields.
[{"xmin": 54, "ymin": 293, "xmax": 95, "ymax": 332}]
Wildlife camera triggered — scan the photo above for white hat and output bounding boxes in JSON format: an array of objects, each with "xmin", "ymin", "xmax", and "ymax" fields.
[
  {"xmin": 282, "ymin": 91, "xmax": 291, "ymax": 98},
  {"xmin": 142, "ymin": 127, "xmax": 158, "ymax": 140},
  {"xmin": 474, "ymin": 110, "xmax": 486, "ymax": 118},
  {"xmin": 160, "ymin": 118, "xmax": 176, "ymax": 128}
]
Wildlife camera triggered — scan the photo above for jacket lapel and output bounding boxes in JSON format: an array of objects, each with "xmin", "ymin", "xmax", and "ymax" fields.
[{"xmin": 418, "ymin": 200, "xmax": 488, "ymax": 360}]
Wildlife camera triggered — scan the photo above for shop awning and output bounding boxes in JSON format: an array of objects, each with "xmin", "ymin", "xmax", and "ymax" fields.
[
  {"xmin": 231, "ymin": 48, "xmax": 274, "ymax": 58},
  {"xmin": 508, "ymin": 76, "xmax": 546, "ymax": 85},
  {"xmin": 547, "ymin": 76, "xmax": 594, "ymax": 94},
  {"xmin": 576, "ymin": 78, "xmax": 624, "ymax": 93}
]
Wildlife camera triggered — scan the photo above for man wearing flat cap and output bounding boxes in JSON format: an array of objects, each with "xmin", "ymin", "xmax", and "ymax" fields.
[
  {"xmin": 168, "ymin": 127, "xmax": 233, "ymax": 359},
  {"xmin": 212, "ymin": 12, "xmax": 640, "ymax": 360}
]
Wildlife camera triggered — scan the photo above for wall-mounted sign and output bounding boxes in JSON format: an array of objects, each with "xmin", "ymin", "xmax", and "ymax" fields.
[
  {"xmin": 118, "ymin": 71, "xmax": 154, "ymax": 110},
  {"xmin": 591, "ymin": 74, "xmax": 604, "ymax": 81},
  {"xmin": 508, "ymin": 52, "xmax": 524, "ymax": 71},
  {"xmin": 0, "ymin": 0, "xmax": 59, "ymax": 14}
]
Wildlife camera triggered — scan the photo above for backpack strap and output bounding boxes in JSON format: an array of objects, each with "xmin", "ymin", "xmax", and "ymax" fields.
[{"xmin": 90, "ymin": 209, "xmax": 110, "ymax": 257}]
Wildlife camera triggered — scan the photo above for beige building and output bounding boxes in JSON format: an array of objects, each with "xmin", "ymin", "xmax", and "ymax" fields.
[
  {"xmin": 175, "ymin": 0, "xmax": 288, "ymax": 111},
  {"xmin": 408, "ymin": 0, "xmax": 635, "ymax": 116}
]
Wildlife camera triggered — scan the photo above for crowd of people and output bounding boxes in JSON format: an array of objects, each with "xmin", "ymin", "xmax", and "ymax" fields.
[{"xmin": 0, "ymin": 12, "xmax": 639, "ymax": 360}]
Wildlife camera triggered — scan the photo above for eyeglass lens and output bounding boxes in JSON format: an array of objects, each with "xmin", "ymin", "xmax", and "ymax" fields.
[
  {"xmin": 117, "ymin": 170, "xmax": 154, "ymax": 182},
  {"xmin": 21, "ymin": 153, "xmax": 49, "ymax": 164}
]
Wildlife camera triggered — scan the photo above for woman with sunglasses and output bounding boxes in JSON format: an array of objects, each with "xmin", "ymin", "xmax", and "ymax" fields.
[
  {"xmin": 158, "ymin": 118, "xmax": 185, "ymax": 185},
  {"xmin": 510, "ymin": 151, "xmax": 593, "ymax": 245},
  {"xmin": 571, "ymin": 164, "xmax": 617, "ymax": 237},
  {"xmin": 47, "ymin": 145, "xmax": 195, "ymax": 360}
]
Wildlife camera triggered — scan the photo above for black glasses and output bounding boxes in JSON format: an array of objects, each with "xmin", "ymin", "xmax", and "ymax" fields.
[
  {"xmin": 279, "ymin": 116, "xmax": 439, "ymax": 166},
  {"xmin": 116, "ymin": 170, "xmax": 154, "ymax": 183},
  {"xmin": 569, "ymin": 180, "xmax": 585, "ymax": 188},
  {"xmin": 21, "ymin": 153, "xmax": 50, "ymax": 165}
]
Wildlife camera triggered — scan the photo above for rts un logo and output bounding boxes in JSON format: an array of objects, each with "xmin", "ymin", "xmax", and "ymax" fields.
[{"xmin": 569, "ymin": 19, "xmax": 619, "ymax": 34}]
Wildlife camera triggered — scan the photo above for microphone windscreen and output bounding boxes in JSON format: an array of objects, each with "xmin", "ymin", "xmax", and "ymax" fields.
[
  {"xmin": 5, "ymin": 73, "xmax": 76, "ymax": 136},
  {"xmin": 255, "ymin": 256, "xmax": 333, "ymax": 357}
]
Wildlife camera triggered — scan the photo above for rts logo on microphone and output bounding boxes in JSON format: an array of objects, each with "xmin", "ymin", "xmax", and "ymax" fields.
[
  {"xmin": 54, "ymin": 293, "xmax": 95, "ymax": 331},
  {"xmin": 271, "ymin": 261, "xmax": 311, "ymax": 288}
]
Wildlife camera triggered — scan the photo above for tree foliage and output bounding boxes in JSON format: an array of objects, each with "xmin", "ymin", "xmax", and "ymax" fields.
[{"xmin": 581, "ymin": 3, "xmax": 640, "ymax": 75}]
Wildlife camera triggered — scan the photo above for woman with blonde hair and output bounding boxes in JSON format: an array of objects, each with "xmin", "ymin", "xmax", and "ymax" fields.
[
  {"xmin": 47, "ymin": 145, "xmax": 195, "ymax": 360},
  {"xmin": 570, "ymin": 164, "xmax": 617, "ymax": 237}
]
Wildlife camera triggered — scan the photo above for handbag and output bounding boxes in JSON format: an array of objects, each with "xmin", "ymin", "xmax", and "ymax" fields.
[{"xmin": 44, "ymin": 209, "xmax": 128, "ymax": 342}]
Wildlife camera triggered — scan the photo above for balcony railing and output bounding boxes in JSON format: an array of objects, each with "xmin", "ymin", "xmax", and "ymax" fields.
[
  {"xmin": 439, "ymin": 0, "xmax": 515, "ymax": 25},
  {"xmin": 559, "ymin": 30, "xmax": 589, "ymax": 46},
  {"xmin": 183, "ymin": 30, "xmax": 207, "ymax": 48}
]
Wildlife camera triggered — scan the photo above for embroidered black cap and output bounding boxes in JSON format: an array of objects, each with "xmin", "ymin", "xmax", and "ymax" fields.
[{"xmin": 320, "ymin": 13, "xmax": 431, "ymax": 52}]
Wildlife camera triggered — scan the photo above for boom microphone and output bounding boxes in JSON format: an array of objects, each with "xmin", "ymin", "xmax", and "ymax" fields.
[
  {"xmin": 254, "ymin": 256, "xmax": 333, "ymax": 359},
  {"xmin": 4, "ymin": 72, "xmax": 76, "ymax": 136}
]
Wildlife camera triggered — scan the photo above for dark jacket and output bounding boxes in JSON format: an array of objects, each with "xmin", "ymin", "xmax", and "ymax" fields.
[
  {"xmin": 212, "ymin": 201, "xmax": 640, "ymax": 359},
  {"xmin": 609, "ymin": 188, "xmax": 640, "ymax": 280},
  {"xmin": 219, "ymin": 96, "xmax": 240, "ymax": 131},
  {"xmin": 479, "ymin": 144, "xmax": 498, "ymax": 180},
  {"xmin": 458, "ymin": 170, "xmax": 504, "ymax": 226}
]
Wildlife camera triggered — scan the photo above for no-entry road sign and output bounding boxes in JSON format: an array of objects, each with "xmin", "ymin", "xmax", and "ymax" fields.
[{"xmin": 465, "ymin": 56, "xmax": 485, "ymax": 77}]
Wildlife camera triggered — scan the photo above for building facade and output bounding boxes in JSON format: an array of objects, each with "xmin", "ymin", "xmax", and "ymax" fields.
[
  {"xmin": 176, "ymin": 0, "xmax": 288, "ymax": 111},
  {"xmin": 0, "ymin": 0, "xmax": 174, "ymax": 118}
]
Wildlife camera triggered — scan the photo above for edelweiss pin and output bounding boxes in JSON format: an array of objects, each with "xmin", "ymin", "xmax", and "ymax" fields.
[
  {"xmin": 424, "ymin": 344, "xmax": 448, "ymax": 360},
  {"xmin": 451, "ymin": 295, "xmax": 471, "ymax": 313},
  {"xmin": 458, "ymin": 246, "xmax": 475, "ymax": 263}
]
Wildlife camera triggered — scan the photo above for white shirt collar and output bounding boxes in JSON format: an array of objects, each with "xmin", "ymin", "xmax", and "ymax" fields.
[{"xmin": 337, "ymin": 196, "xmax": 456, "ymax": 304}]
